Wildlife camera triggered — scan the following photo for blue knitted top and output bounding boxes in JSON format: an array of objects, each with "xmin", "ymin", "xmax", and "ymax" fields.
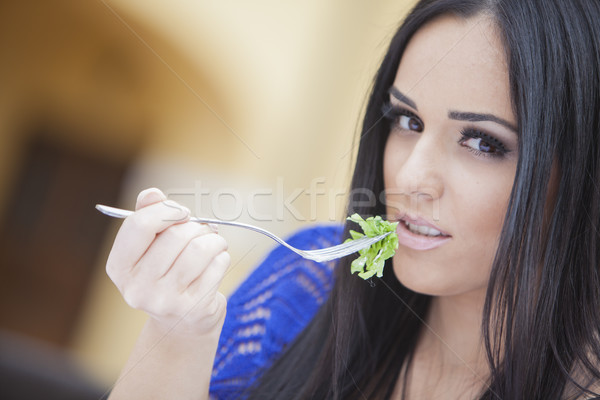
[{"xmin": 209, "ymin": 224, "xmax": 343, "ymax": 399}]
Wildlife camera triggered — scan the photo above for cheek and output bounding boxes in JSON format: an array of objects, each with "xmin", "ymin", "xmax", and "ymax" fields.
[
  {"xmin": 383, "ymin": 140, "xmax": 406, "ymax": 216},
  {"xmin": 454, "ymin": 171, "xmax": 514, "ymax": 239},
  {"xmin": 389, "ymin": 163, "xmax": 515, "ymax": 296},
  {"xmin": 383, "ymin": 136, "xmax": 410, "ymax": 190},
  {"xmin": 383, "ymin": 137, "xmax": 397, "ymax": 183},
  {"xmin": 448, "ymin": 171, "xmax": 514, "ymax": 278}
]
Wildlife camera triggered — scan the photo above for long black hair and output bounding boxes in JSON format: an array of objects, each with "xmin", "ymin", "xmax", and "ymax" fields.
[{"xmin": 247, "ymin": 0, "xmax": 600, "ymax": 398}]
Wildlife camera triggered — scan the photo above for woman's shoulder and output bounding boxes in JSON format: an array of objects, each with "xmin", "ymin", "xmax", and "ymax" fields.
[
  {"xmin": 210, "ymin": 224, "xmax": 343, "ymax": 398},
  {"xmin": 227, "ymin": 223, "xmax": 343, "ymax": 305}
]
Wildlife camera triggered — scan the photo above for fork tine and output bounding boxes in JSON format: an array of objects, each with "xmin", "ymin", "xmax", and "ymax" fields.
[
  {"xmin": 305, "ymin": 233, "xmax": 390, "ymax": 255},
  {"xmin": 300, "ymin": 233, "xmax": 391, "ymax": 262}
]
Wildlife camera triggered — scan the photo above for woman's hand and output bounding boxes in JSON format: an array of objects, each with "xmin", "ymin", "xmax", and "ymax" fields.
[
  {"xmin": 106, "ymin": 188, "xmax": 230, "ymax": 399},
  {"xmin": 106, "ymin": 187, "xmax": 230, "ymax": 336}
]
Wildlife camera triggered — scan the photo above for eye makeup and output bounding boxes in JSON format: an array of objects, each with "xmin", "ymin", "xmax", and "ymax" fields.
[
  {"xmin": 458, "ymin": 128, "xmax": 510, "ymax": 158},
  {"xmin": 381, "ymin": 102, "xmax": 424, "ymax": 132},
  {"xmin": 382, "ymin": 100, "xmax": 513, "ymax": 159}
]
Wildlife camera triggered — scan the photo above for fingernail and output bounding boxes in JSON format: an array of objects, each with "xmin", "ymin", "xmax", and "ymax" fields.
[
  {"xmin": 137, "ymin": 187, "xmax": 166, "ymax": 204},
  {"xmin": 208, "ymin": 223, "xmax": 219, "ymax": 233},
  {"xmin": 162, "ymin": 200, "xmax": 191, "ymax": 220}
]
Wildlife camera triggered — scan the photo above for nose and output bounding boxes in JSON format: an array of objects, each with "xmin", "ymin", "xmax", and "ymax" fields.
[{"xmin": 392, "ymin": 133, "xmax": 445, "ymax": 204}]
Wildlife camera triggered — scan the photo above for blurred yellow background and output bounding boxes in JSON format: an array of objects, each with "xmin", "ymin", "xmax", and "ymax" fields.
[{"xmin": 0, "ymin": 0, "xmax": 416, "ymax": 392}]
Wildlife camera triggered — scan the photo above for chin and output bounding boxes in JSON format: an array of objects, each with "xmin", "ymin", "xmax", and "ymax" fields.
[{"xmin": 392, "ymin": 263, "xmax": 486, "ymax": 298}]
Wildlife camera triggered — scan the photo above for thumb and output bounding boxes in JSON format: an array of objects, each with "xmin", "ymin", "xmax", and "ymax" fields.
[{"xmin": 135, "ymin": 187, "xmax": 167, "ymax": 210}]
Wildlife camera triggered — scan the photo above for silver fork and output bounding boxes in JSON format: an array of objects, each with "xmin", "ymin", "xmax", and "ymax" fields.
[{"xmin": 96, "ymin": 204, "xmax": 390, "ymax": 263}]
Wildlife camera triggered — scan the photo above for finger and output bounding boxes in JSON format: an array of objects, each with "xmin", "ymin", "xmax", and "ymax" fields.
[
  {"xmin": 135, "ymin": 221, "xmax": 216, "ymax": 280},
  {"xmin": 187, "ymin": 250, "xmax": 231, "ymax": 297},
  {"xmin": 162, "ymin": 233, "xmax": 229, "ymax": 291},
  {"xmin": 177, "ymin": 251, "xmax": 230, "ymax": 325},
  {"xmin": 136, "ymin": 187, "xmax": 167, "ymax": 210},
  {"xmin": 106, "ymin": 200, "xmax": 191, "ymax": 279}
]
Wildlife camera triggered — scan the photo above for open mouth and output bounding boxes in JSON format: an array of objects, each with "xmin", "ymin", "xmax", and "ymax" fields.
[
  {"xmin": 401, "ymin": 219, "xmax": 451, "ymax": 238},
  {"xmin": 395, "ymin": 215, "xmax": 452, "ymax": 251}
]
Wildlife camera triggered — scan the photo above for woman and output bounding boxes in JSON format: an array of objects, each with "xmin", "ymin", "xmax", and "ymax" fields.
[{"xmin": 106, "ymin": 0, "xmax": 600, "ymax": 398}]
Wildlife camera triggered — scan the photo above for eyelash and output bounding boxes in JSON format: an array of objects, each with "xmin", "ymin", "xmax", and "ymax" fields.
[
  {"xmin": 382, "ymin": 103, "xmax": 421, "ymax": 130},
  {"xmin": 382, "ymin": 102, "xmax": 509, "ymax": 159},
  {"xmin": 457, "ymin": 128, "xmax": 509, "ymax": 159}
]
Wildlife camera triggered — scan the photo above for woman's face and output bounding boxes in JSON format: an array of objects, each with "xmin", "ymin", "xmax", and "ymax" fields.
[{"xmin": 383, "ymin": 14, "xmax": 518, "ymax": 297}]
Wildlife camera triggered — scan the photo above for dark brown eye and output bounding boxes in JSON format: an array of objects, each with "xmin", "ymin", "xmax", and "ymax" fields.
[
  {"xmin": 478, "ymin": 140, "xmax": 496, "ymax": 153},
  {"xmin": 462, "ymin": 137, "xmax": 497, "ymax": 154},
  {"xmin": 381, "ymin": 103, "xmax": 424, "ymax": 132},
  {"xmin": 399, "ymin": 115, "xmax": 424, "ymax": 132},
  {"xmin": 458, "ymin": 128, "xmax": 509, "ymax": 159}
]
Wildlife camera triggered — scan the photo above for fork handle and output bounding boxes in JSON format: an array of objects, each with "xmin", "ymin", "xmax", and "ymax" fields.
[{"xmin": 95, "ymin": 204, "xmax": 293, "ymax": 250}]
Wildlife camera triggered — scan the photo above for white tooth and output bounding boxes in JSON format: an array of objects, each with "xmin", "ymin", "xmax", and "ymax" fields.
[
  {"xmin": 407, "ymin": 222, "xmax": 442, "ymax": 237},
  {"xmin": 416, "ymin": 225, "xmax": 430, "ymax": 235},
  {"xmin": 425, "ymin": 226, "xmax": 442, "ymax": 236}
]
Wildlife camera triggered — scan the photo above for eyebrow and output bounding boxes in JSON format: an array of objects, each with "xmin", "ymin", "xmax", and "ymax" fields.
[
  {"xmin": 388, "ymin": 86, "xmax": 518, "ymax": 133},
  {"xmin": 388, "ymin": 87, "xmax": 417, "ymax": 110},
  {"xmin": 448, "ymin": 111, "xmax": 518, "ymax": 133}
]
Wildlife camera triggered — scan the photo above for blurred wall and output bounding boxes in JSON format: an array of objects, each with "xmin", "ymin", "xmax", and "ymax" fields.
[{"xmin": 0, "ymin": 0, "xmax": 417, "ymax": 387}]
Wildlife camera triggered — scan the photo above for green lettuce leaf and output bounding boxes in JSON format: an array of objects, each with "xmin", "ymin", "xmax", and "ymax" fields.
[{"xmin": 345, "ymin": 213, "xmax": 399, "ymax": 279}]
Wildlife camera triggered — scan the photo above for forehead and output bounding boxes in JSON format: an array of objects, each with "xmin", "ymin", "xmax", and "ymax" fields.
[{"xmin": 393, "ymin": 14, "xmax": 515, "ymax": 125}]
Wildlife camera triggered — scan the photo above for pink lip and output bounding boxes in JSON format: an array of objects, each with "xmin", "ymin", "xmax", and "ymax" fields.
[{"xmin": 395, "ymin": 214, "xmax": 451, "ymax": 251}]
